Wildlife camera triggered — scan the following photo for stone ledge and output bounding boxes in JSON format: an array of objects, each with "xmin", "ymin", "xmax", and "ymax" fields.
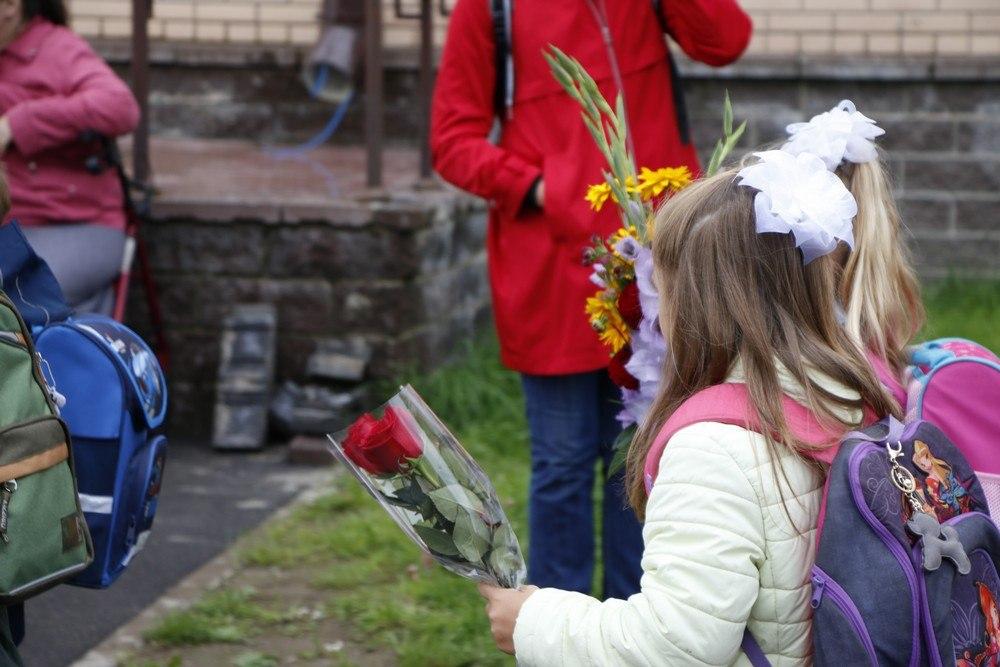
[
  {"xmin": 127, "ymin": 137, "xmax": 483, "ymax": 228},
  {"xmin": 150, "ymin": 195, "xmax": 477, "ymax": 230}
]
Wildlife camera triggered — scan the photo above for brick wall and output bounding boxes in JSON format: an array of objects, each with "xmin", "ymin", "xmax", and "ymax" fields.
[
  {"xmin": 677, "ymin": 64, "xmax": 1000, "ymax": 278},
  {"xmin": 130, "ymin": 188, "xmax": 490, "ymax": 437},
  {"xmin": 71, "ymin": 0, "xmax": 1000, "ymax": 57}
]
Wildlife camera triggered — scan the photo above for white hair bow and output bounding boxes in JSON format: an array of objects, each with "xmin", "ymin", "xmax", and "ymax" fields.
[
  {"xmin": 737, "ymin": 150, "xmax": 858, "ymax": 264},
  {"xmin": 783, "ymin": 99, "xmax": 885, "ymax": 170}
]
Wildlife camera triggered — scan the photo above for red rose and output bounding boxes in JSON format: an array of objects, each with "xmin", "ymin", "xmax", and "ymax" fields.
[
  {"xmin": 342, "ymin": 406, "xmax": 423, "ymax": 475},
  {"xmin": 617, "ymin": 282, "xmax": 642, "ymax": 330},
  {"xmin": 608, "ymin": 346, "xmax": 639, "ymax": 390}
]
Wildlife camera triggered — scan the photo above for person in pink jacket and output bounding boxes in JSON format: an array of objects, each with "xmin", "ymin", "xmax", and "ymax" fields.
[{"xmin": 0, "ymin": 0, "xmax": 139, "ymax": 314}]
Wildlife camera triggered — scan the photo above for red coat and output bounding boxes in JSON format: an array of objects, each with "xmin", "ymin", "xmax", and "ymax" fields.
[
  {"xmin": 0, "ymin": 17, "xmax": 139, "ymax": 231},
  {"xmin": 431, "ymin": 0, "xmax": 751, "ymax": 375}
]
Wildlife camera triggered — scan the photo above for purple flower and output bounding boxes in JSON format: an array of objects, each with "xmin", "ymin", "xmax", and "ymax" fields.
[
  {"xmin": 617, "ymin": 314, "xmax": 668, "ymax": 427},
  {"xmin": 633, "ymin": 247, "xmax": 660, "ymax": 322},
  {"xmin": 614, "ymin": 236, "xmax": 642, "ymax": 262}
]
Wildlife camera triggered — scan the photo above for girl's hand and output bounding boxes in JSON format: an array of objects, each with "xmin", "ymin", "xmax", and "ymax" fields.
[{"xmin": 478, "ymin": 583, "xmax": 538, "ymax": 655}]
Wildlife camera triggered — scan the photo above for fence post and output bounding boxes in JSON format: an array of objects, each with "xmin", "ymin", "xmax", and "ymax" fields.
[
  {"xmin": 365, "ymin": 0, "xmax": 384, "ymax": 189},
  {"xmin": 131, "ymin": 0, "xmax": 152, "ymax": 184}
]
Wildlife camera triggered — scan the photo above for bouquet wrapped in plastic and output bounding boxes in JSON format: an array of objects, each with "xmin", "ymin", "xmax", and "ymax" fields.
[{"xmin": 327, "ymin": 385, "xmax": 526, "ymax": 588}]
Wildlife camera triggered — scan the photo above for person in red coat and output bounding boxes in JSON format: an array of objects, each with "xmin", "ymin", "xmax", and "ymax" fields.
[
  {"xmin": 0, "ymin": 0, "xmax": 139, "ymax": 314},
  {"xmin": 431, "ymin": 0, "xmax": 752, "ymax": 598}
]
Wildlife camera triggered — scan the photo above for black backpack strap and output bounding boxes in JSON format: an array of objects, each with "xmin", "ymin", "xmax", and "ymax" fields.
[
  {"xmin": 491, "ymin": 0, "xmax": 513, "ymax": 119},
  {"xmin": 652, "ymin": 0, "xmax": 692, "ymax": 146}
]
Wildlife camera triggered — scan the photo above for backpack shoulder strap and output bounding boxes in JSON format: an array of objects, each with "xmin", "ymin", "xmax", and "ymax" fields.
[
  {"xmin": 650, "ymin": 0, "xmax": 692, "ymax": 145},
  {"xmin": 643, "ymin": 383, "xmax": 842, "ymax": 494},
  {"xmin": 490, "ymin": 0, "xmax": 513, "ymax": 118}
]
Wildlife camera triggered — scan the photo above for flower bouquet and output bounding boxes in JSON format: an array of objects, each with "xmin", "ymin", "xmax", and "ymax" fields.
[
  {"xmin": 327, "ymin": 385, "xmax": 526, "ymax": 588},
  {"xmin": 545, "ymin": 46, "xmax": 748, "ymax": 470}
]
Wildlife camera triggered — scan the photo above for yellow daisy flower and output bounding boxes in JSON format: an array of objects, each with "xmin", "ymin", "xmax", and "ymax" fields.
[
  {"xmin": 585, "ymin": 295, "xmax": 630, "ymax": 354},
  {"xmin": 585, "ymin": 182, "xmax": 613, "ymax": 212},
  {"xmin": 637, "ymin": 166, "xmax": 693, "ymax": 200}
]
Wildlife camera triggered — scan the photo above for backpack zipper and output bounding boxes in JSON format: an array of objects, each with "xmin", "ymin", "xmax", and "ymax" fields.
[
  {"xmin": 810, "ymin": 567, "xmax": 878, "ymax": 666},
  {"xmin": 849, "ymin": 442, "xmax": 922, "ymax": 667},
  {"xmin": 0, "ymin": 480, "xmax": 16, "ymax": 544}
]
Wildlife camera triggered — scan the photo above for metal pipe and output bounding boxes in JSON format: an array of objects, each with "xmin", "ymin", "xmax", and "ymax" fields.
[
  {"xmin": 364, "ymin": 0, "xmax": 383, "ymax": 189},
  {"xmin": 130, "ymin": 0, "xmax": 152, "ymax": 184},
  {"xmin": 418, "ymin": 0, "xmax": 433, "ymax": 179}
]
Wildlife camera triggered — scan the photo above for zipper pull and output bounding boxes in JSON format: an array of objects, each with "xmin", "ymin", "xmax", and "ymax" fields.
[
  {"xmin": 0, "ymin": 480, "xmax": 17, "ymax": 544},
  {"xmin": 810, "ymin": 573, "xmax": 826, "ymax": 608}
]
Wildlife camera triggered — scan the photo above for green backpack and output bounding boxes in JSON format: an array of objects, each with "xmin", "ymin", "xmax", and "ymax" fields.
[{"xmin": 0, "ymin": 290, "xmax": 93, "ymax": 603}]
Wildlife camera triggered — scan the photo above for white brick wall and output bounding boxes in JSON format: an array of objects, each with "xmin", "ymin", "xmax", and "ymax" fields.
[{"xmin": 68, "ymin": 0, "xmax": 1000, "ymax": 56}]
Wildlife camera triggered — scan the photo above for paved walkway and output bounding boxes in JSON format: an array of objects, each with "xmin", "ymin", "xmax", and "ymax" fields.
[{"xmin": 18, "ymin": 440, "xmax": 331, "ymax": 666}]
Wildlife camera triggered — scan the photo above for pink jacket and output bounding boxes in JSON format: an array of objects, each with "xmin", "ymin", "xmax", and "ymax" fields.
[{"xmin": 0, "ymin": 17, "xmax": 139, "ymax": 230}]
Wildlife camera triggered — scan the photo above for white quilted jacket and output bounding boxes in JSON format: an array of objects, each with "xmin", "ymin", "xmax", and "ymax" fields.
[{"xmin": 512, "ymin": 371, "xmax": 862, "ymax": 666}]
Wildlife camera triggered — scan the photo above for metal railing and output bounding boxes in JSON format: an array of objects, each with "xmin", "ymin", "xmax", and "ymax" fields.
[
  {"xmin": 366, "ymin": 0, "xmax": 450, "ymax": 188},
  {"xmin": 129, "ymin": 0, "xmax": 443, "ymax": 191}
]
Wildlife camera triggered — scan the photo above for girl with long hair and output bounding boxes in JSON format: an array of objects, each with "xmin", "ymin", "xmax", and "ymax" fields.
[
  {"xmin": 479, "ymin": 153, "xmax": 897, "ymax": 665},
  {"xmin": 783, "ymin": 100, "xmax": 925, "ymax": 400}
]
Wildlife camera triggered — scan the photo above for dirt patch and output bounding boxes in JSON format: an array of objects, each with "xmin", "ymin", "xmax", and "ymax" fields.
[{"xmin": 123, "ymin": 564, "xmax": 397, "ymax": 667}]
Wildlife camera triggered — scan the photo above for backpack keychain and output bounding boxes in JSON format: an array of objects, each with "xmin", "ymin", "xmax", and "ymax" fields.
[{"xmin": 887, "ymin": 440, "xmax": 971, "ymax": 574}]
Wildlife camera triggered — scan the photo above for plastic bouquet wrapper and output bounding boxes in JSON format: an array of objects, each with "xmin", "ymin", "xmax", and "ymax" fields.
[{"xmin": 327, "ymin": 385, "xmax": 526, "ymax": 588}]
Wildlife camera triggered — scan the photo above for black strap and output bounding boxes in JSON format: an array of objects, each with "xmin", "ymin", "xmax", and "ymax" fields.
[
  {"xmin": 491, "ymin": 0, "xmax": 508, "ymax": 118},
  {"xmin": 492, "ymin": 0, "xmax": 691, "ymax": 145},
  {"xmin": 653, "ymin": 0, "xmax": 692, "ymax": 145},
  {"xmin": 665, "ymin": 49, "xmax": 691, "ymax": 145}
]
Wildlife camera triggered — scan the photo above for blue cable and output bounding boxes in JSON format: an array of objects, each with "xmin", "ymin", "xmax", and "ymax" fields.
[{"xmin": 265, "ymin": 65, "xmax": 356, "ymax": 159}]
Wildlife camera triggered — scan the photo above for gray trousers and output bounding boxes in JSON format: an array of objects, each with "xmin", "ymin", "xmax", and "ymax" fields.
[{"xmin": 21, "ymin": 224, "xmax": 125, "ymax": 316}]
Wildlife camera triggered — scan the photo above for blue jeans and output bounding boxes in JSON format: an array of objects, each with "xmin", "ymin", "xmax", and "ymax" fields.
[{"xmin": 521, "ymin": 371, "xmax": 644, "ymax": 599}]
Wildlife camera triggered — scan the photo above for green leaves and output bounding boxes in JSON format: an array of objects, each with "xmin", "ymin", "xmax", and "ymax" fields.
[
  {"xmin": 414, "ymin": 524, "xmax": 461, "ymax": 557},
  {"xmin": 453, "ymin": 511, "xmax": 491, "ymax": 563},
  {"xmin": 486, "ymin": 523, "xmax": 524, "ymax": 588},
  {"xmin": 427, "ymin": 485, "xmax": 485, "ymax": 522},
  {"xmin": 545, "ymin": 44, "xmax": 649, "ymax": 236},
  {"xmin": 607, "ymin": 422, "xmax": 637, "ymax": 476},
  {"xmin": 705, "ymin": 91, "xmax": 748, "ymax": 177}
]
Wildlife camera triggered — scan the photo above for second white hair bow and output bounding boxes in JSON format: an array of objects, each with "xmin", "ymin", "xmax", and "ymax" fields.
[
  {"xmin": 783, "ymin": 99, "xmax": 885, "ymax": 170},
  {"xmin": 737, "ymin": 150, "xmax": 858, "ymax": 264}
]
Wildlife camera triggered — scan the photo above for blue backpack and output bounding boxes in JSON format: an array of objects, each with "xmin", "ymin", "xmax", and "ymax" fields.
[{"xmin": 35, "ymin": 318, "xmax": 168, "ymax": 589}]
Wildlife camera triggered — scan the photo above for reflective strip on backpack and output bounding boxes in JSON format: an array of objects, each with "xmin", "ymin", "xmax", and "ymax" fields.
[{"xmin": 78, "ymin": 493, "xmax": 114, "ymax": 515}]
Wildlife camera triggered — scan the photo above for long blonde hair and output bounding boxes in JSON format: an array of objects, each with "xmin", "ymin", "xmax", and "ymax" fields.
[
  {"xmin": 626, "ymin": 167, "xmax": 899, "ymax": 518},
  {"xmin": 838, "ymin": 156, "xmax": 924, "ymax": 371}
]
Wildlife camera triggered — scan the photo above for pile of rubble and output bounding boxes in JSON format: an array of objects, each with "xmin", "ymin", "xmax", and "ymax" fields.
[{"xmin": 211, "ymin": 303, "xmax": 373, "ymax": 464}]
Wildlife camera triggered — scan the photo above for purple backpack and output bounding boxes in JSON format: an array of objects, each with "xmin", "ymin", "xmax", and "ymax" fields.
[
  {"xmin": 645, "ymin": 386, "xmax": 1000, "ymax": 666},
  {"xmin": 812, "ymin": 417, "xmax": 1000, "ymax": 666}
]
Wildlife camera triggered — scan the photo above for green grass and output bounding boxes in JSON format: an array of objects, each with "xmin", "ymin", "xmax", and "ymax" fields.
[
  {"xmin": 144, "ymin": 588, "xmax": 285, "ymax": 647},
  {"xmin": 922, "ymin": 278, "xmax": 1000, "ymax": 352}
]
